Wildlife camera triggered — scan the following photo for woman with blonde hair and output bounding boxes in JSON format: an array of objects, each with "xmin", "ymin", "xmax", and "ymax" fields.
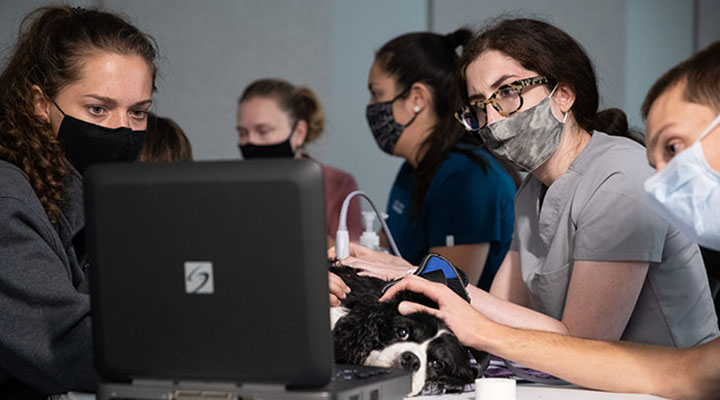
[{"xmin": 237, "ymin": 78, "xmax": 363, "ymax": 243}]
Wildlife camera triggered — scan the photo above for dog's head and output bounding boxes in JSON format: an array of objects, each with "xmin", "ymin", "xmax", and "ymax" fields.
[{"xmin": 332, "ymin": 290, "xmax": 477, "ymax": 396}]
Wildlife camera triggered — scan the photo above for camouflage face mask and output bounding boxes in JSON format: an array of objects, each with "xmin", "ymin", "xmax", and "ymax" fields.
[{"xmin": 479, "ymin": 86, "xmax": 566, "ymax": 172}]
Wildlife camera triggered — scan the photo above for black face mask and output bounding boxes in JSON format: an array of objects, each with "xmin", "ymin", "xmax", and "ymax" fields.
[
  {"xmin": 238, "ymin": 121, "xmax": 297, "ymax": 159},
  {"xmin": 365, "ymin": 86, "xmax": 418, "ymax": 155},
  {"xmin": 53, "ymin": 102, "xmax": 146, "ymax": 175}
]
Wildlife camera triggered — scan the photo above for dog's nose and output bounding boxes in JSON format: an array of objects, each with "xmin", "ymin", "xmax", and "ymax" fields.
[{"xmin": 400, "ymin": 351, "xmax": 421, "ymax": 372}]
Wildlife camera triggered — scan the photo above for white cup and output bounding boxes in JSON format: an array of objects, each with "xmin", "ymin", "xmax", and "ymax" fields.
[{"xmin": 475, "ymin": 378, "xmax": 516, "ymax": 400}]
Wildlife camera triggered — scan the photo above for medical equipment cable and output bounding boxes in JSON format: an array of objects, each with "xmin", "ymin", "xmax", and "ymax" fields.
[{"xmin": 335, "ymin": 190, "xmax": 401, "ymax": 260}]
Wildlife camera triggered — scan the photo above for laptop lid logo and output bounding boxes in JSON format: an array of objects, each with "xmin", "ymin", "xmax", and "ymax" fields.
[{"xmin": 184, "ymin": 262, "xmax": 214, "ymax": 294}]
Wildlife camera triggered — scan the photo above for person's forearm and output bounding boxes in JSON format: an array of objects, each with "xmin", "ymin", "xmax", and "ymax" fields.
[
  {"xmin": 466, "ymin": 285, "xmax": 569, "ymax": 334},
  {"xmin": 682, "ymin": 339, "xmax": 720, "ymax": 400},
  {"xmin": 430, "ymin": 243, "xmax": 489, "ymax": 286},
  {"xmin": 476, "ymin": 324, "xmax": 719, "ymax": 400}
]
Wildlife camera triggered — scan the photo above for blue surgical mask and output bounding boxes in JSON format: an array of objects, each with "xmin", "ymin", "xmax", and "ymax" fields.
[{"xmin": 644, "ymin": 114, "xmax": 720, "ymax": 251}]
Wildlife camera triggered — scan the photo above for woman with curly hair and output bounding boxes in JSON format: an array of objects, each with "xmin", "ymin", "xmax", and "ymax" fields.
[{"xmin": 0, "ymin": 5, "xmax": 157, "ymax": 397}]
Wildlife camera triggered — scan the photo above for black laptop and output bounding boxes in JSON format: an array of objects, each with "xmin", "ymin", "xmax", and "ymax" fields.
[{"xmin": 84, "ymin": 159, "xmax": 411, "ymax": 400}]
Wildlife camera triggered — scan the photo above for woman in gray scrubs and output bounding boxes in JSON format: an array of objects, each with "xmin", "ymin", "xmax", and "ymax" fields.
[
  {"xmin": 344, "ymin": 18, "xmax": 717, "ymax": 348},
  {"xmin": 380, "ymin": 40, "xmax": 720, "ymax": 400}
]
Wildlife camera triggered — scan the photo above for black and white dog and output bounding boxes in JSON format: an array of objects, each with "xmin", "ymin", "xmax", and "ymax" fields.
[{"xmin": 330, "ymin": 265, "xmax": 486, "ymax": 396}]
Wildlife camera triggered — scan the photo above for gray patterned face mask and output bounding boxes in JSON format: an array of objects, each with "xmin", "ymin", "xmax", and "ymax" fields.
[{"xmin": 479, "ymin": 87, "xmax": 566, "ymax": 172}]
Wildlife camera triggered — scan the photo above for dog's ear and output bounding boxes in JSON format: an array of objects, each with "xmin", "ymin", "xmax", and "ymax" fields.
[
  {"xmin": 470, "ymin": 348, "xmax": 491, "ymax": 376},
  {"xmin": 332, "ymin": 305, "xmax": 390, "ymax": 364}
]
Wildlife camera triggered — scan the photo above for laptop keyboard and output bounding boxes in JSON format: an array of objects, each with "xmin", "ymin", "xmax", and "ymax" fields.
[{"xmin": 333, "ymin": 365, "xmax": 394, "ymax": 381}]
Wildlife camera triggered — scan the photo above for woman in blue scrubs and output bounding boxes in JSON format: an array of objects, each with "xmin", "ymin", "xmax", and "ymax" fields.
[{"xmin": 365, "ymin": 29, "xmax": 518, "ymax": 289}]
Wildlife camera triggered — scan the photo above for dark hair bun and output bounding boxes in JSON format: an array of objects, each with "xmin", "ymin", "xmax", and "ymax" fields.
[
  {"xmin": 595, "ymin": 108, "xmax": 628, "ymax": 137},
  {"xmin": 446, "ymin": 28, "xmax": 472, "ymax": 49}
]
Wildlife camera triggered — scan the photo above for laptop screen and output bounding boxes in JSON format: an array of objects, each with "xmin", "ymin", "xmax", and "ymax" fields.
[{"xmin": 85, "ymin": 159, "xmax": 332, "ymax": 387}]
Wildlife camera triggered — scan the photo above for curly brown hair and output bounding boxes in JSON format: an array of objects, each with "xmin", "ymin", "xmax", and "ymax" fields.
[{"xmin": 0, "ymin": 5, "xmax": 157, "ymax": 224}]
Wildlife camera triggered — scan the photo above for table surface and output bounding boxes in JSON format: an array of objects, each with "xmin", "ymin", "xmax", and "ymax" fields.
[
  {"xmin": 57, "ymin": 385, "xmax": 668, "ymax": 400},
  {"xmin": 412, "ymin": 384, "xmax": 668, "ymax": 399}
]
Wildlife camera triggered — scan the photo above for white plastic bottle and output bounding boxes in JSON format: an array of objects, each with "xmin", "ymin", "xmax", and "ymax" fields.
[{"xmin": 360, "ymin": 211, "xmax": 380, "ymax": 250}]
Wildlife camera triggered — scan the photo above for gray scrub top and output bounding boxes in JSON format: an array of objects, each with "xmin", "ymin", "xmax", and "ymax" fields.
[{"xmin": 511, "ymin": 131, "xmax": 719, "ymax": 347}]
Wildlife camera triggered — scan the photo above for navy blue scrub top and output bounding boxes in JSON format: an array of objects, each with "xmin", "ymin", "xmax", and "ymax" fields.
[{"xmin": 386, "ymin": 147, "xmax": 516, "ymax": 290}]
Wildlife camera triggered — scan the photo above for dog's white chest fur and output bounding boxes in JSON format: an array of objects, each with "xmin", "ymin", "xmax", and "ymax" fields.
[{"xmin": 330, "ymin": 306, "xmax": 349, "ymax": 330}]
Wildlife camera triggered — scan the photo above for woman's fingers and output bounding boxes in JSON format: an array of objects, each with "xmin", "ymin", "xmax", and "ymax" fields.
[
  {"xmin": 397, "ymin": 300, "xmax": 440, "ymax": 317},
  {"xmin": 329, "ymin": 294, "xmax": 341, "ymax": 307},
  {"xmin": 336, "ymin": 256, "xmax": 377, "ymax": 271},
  {"xmin": 328, "ymin": 272, "xmax": 350, "ymax": 300},
  {"xmin": 348, "ymin": 243, "xmax": 411, "ymax": 267},
  {"xmin": 379, "ymin": 275, "xmax": 444, "ymax": 303}
]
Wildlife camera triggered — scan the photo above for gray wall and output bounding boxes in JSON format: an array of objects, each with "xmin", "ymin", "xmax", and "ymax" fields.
[
  {"xmin": 0, "ymin": 0, "xmax": 95, "ymax": 57},
  {"xmin": 1, "ymin": 0, "xmax": 717, "ymax": 213},
  {"xmin": 698, "ymin": 0, "xmax": 720, "ymax": 50},
  {"xmin": 323, "ymin": 1, "xmax": 424, "ymax": 212},
  {"xmin": 432, "ymin": 0, "xmax": 628, "ymax": 116},
  {"xmin": 101, "ymin": 0, "xmax": 334, "ymax": 162},
  {"xmin": 624, "ymin": 0, "xmax": 694, "ymax": 129}
]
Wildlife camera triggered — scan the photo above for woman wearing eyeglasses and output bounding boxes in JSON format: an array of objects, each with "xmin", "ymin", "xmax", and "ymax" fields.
[
  {"xmin": 354, "ymin": 19, "xmax": 717, "ymax": 348},
  {"xmin": 360, "ymin": 29, "xmax": 518, "ymax": 290}
]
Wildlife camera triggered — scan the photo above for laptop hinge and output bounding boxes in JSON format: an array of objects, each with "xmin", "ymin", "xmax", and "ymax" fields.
[
  {"xmin": 131, "ymin": 379, "xmax": 242, "ymax": 399},
  {"xmin": 172, "ymin": 390, "xmax": 235, "ymax": 400},
  {"xmin": 238, "ymin": 383, "xmax": 286, "ymax": 393}
]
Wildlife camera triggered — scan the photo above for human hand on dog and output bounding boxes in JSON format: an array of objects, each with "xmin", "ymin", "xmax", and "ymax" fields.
[
  {"xmin": 341, "ymin": 256, "xmax": 414, "ymax": 281},
  {"xmin": 379, "ymin": 275, "xmax": 497, "ymax": 349},
  {"xmin": 328, "ymin": 243, "xmax": 414, "ymax": 281},
  {"xmin": 329, "ymin": 272, "xmax": 351, "ymax": 307},
  {"xmin": 329, "ymin": 243, "xmax": 412, "ymax": 267}
]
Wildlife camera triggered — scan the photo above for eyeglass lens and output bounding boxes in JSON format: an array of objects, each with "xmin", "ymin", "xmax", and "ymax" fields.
[{"xmin": 461, "ymin": 87, "xmax": 522, "ymax": 130}]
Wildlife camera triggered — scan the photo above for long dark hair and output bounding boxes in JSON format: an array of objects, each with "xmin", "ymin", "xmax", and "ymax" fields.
[
  {"xmin": 377, "ymin": 29, "xmax": 503, "ymax": 219},
  {"xmin": 460, "ymin": 18, "xmax": 636, "ymax": 143},
  {"xmin": 0, "ymin": 6, "xmax": 157, "ymax": 224}
]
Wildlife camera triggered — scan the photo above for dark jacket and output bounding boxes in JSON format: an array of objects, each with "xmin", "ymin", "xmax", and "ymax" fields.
[{"xmin": 0, "ymin": 159, "xmax": 97, "ymax": 394}]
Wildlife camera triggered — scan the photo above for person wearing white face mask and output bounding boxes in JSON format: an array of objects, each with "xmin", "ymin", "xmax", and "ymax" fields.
[
  {"xmin": 344, "ymin": 18, "xmax": 718, "ymax": 350},
  {"xmin": 644, "ymin": 86, "xmax": 720, "ymax": 252},
  {"xmin": 375, "ymin": 40, "xmax": 720, "ymax": 400}
]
